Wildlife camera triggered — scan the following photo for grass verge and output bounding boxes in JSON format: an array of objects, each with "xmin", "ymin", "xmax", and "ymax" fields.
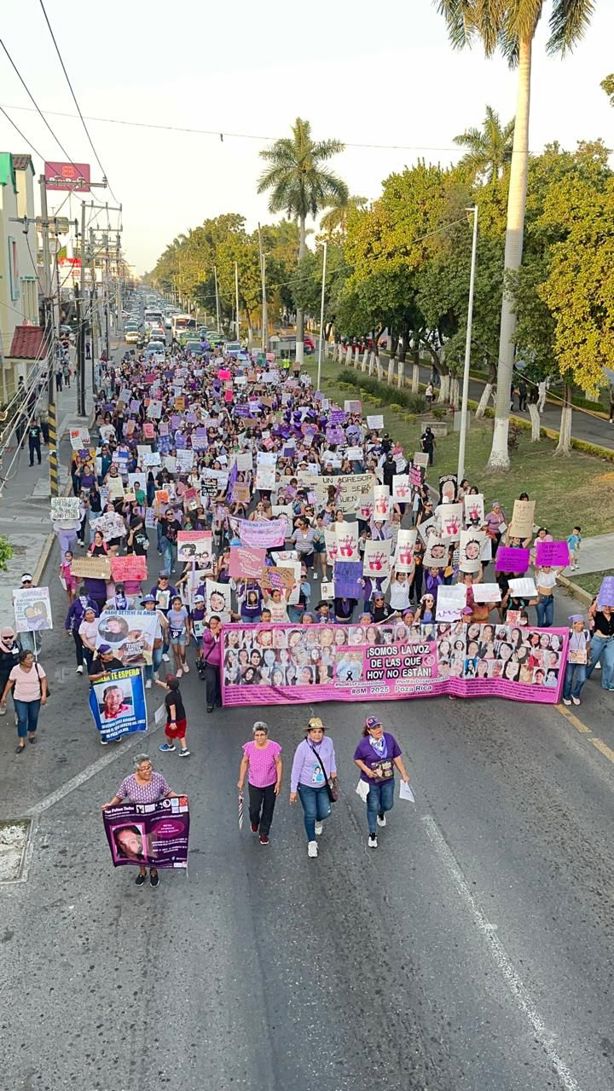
[{"xmin": 572, "ymin": 569, "xmax": 613, "ymax": 598}]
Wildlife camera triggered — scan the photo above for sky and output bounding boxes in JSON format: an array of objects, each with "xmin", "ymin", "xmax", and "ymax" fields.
[{"xmin": 1, "ymin": 0, "xmax": 612, "ymax": 274}]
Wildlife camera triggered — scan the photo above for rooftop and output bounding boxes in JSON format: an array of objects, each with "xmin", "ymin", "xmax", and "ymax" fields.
[{"xmin": 8, "ymin": 325, "xmax": 47, "ymax": 360}]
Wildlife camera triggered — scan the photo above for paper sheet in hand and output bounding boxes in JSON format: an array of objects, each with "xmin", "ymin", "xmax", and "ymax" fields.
[
  {"xmin": 399, "ymin": 781, "xmax": 415, "ymax": 802},
  {"xmin": 355, "ymin": 780, "xmax": 370, "ymax": 802}
]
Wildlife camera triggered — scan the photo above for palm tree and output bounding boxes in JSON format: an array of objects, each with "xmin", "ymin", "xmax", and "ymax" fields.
[
  {"xmin": 602, "ymin": 74, "xmax": 614, "ymax": 106},
  {"xmin": 320, "ymin": 194, "xmax": 368, "ymax": 238},
  {"xmin": 257, "ymin": 117, "xmax": 348, "ymax": 363},
  {"xmin": 454, "ymin": 106, "xmax": 514, "ymax": 183},
  {"xmin": 437, "ymin": 0, "xmax": 596, "ymax": 470}
]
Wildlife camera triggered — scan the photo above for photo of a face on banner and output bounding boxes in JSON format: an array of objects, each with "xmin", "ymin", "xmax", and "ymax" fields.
[
  {"xmin": 438, "ymin": 474, "xmax": 457, "ymax": 504},
  {"xmin": 459, "ymin": 529, "xmax": 485, "ymax": 574}
]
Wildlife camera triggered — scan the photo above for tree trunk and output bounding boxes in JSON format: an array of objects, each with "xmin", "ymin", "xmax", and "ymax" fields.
[
  {"xmin": 475, "ymin": 383, "xmax": 493, "ymax": 419},
  {"xmin": 555, "ymin": 383, "xmax": 572, "ymax": 455},
  {"xmin": 438, "ymin": 372, "xmax": 450, "ymax": 403},
  {"xmin": 487, "ymin": 33, "xmax": 532, "ymax": 472},
  {"xmin": 449, "ymin": 377, "xmax": 460, "ymax": 410},
  {"xmin": 528, "ymin": 401, "xmax": 540, "ymax": 441},
  {"xmin": 295, "ymin": 215, "xmax": 306, "ymax": 365},
  {"xmin": 412, "ymin": 363, "xmax": 420, "ymax": 394}
]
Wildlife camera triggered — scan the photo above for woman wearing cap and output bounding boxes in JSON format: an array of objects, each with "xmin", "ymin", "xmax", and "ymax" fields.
[
  {"xmin": 156, "ymin": 675, "xmax": 190, "ymax": 756},
  {"xmin": 290, "ymin": 717, "xmax": 337, "ymax": 858},
  {"xmin": 353, "ymin": 717, "xmax": 410, "ymax": 848},
  {"xmin": 1, "ymin": 649, "xmax": 48, "ymax": 754},
  {"xmin": 237, "ymin": 722, "xmax": 283, "ymax": 845},
  {"xmin": 101, "ymin": 754, "xmax": 178, "ymax": 887}
]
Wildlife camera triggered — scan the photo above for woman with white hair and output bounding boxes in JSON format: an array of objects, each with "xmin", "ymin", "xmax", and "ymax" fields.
[
  {"xmin": 237, "ymin": 721, "xmax": 283, "ymax": 846},
  {"xmin": 101, "ymin": 754, "xmax": 177, "ymax": 887}
]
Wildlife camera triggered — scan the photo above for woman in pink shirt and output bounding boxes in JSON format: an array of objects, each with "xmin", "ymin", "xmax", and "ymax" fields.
[
  {"xmin": 237, "ymin": 721, "xmax": 282, "ymax": 845},
  {"xmin": 0, "ymin": 649, "xmax": 48, "ymax": 754}
]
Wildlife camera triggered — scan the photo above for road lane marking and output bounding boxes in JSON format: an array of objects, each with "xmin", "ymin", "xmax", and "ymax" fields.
[
  {"xmin": 555, "ymin": 706, "xmax": 591, "ymax": 734},
  {"xmin": 422, "ymin": 815, "xmax": 582, "ymax": 1091},
  {"xmin": 590, "ymin": 738, "xmax": 614, "ymax": 765}
]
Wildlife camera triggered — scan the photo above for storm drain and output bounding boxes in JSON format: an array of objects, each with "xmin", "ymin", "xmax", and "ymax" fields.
[{"xmin": 0, "ymin": 818, "xmax": 33, "ymax": 883}]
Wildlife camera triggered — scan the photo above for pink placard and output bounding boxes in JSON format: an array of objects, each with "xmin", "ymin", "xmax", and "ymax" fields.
[
  {"xmin": 495, "ymin": 547, "xmax": 530, "ymax": 573},
  {"xmin": 228, "ymin": 545, "xmax": 267, "ymax": 580},
  {"xmin": 535, "ymin": 540, "xmax": 570, "ymax": 567}
]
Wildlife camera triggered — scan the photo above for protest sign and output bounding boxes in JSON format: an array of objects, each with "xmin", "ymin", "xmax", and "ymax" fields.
[
  {"xmin": 508, "ymin": 577, "xmax": 538, "ymax": 598},
  {"xmin": 50, "ymin": 497, "xmax": 80, "ymax": 521},
  {"xmin": 335, "ymin": 524, "xmax": 359, "ymax": 562},
  {"xmin": 320, "ymin": 580, "xmax": 335, "ymax": 600},
  {"xmin": 205, "ymin": 580, "xmax": 232, "ymax": 622},
  {"xmin": 324, "ymin": 528, "xmax": 339, "ymax": 565},
  {"xmin": 111, "ymin": 555, "xmax": 147, "ymax": 584},
  {"xmin": 464, "ymin": 493, "xmax": 485, "ymax": 527},
  {"xmin": 95, "ymin": 512, "xmax": 127, "ymax": 542},
  {"xmin": 101, "ymin": 814, "xmax": 180, "ymax": 907},
  {"xmin": 409, "ymin": 463, "xmax": 424, "ymax": 487},
  {"xmin": 438, "ymin": 474, "xmax": 457, "ymax": 504},
  {"xmin": 458, "ymin": 529, "xmax": 484, "ymax": 573},
  {"xmin": 145, "ymin": 507, "xmax": 156, "ymax": 529},
  {"xmin": 229, "ymin": 545, "xmax": 266, "ymax": 580},
  {"xmin": 363, "ymin": 539, "xmax": 392, "ymax": 576},
  {"xmin": 438, "ymin": 503, "xmax": 463, "ymax": 540},
  {"xmin": 221, "ymin": 623, "xmax": 567, "ymax": 706},
  {"xmin": 256, "ymin": 465, "xmax": 277, "ymax": 491},
  {"xmin": 154, "ymin": 489, "xmax": 170, "ymax": 506},
  {"xmin": 95, "ymin": 609, "xmax": 158, "ymax": 666},
  {"xmin": 373, "ymin": 485, "xmax": 391, "ymax": 521},
  {"xmin": 232, "ymin": 517, "xmax": 288, "ymax": 549},
  {"xmin": 69, "ymin": 427, "xmax": 90, "ymax": 450},
  {"xmin": 367, "ymin": 414, "xmax": 384, "ymax": 430},
  {"xmin": 597, "ymin": 576, "xmax": 614, "ymax": 607},
  {"xmin": 333, "ymin": 560, "xmax": 363, "ymax": 598},
  {"xmin": 509, "ymin": 499, "xmax": 535, "ymax": 540},
  {"xmin": 176, "ymin": 449, "xmax": 194, "ymax": 473},
  {"xmin": 177, "ymin": 531, "xmax": 213, "ymax": 564},
  {"xmin": 392, "ymin": 475, "xmax": 411, "ymax": 502},
  {"xmin": 394, "ymin": 529, "xmax": 417, "ymax": 573},
  {"xmin": 435, "ymin": 584, "xmax": 467, "ymax": 622},
  {"xmin": 13, "ymin": 587, "xmax": 52, "ymax": 633},
  {"xmin": 107, "ymin": 477, "xmax": 125, "ymax": 501},
  {"xmin": 344, "ymin": 400, "xmax": 362, "ymax": 414},
  {"xmin": 495, "ymin": 547, "xmax": 530, "ymax": 574},
  {"xmin": 346, "ymin": 446, "xmax": 363, "ymax": 462},
  {"xmin": 260, "ymin": 566, "xmax": 297, "ymax": 593},
  {"xmin": 424, "ymin": 538, "xmax": 448, "ymax": 567},
  {"xmin": 89, "ymin": 667, "xmax": 147, "ymax": 743},
  {"xmin": 472, "ymin": 583, "xmax": 502, "ymax": 603},
  {"xmin": 235, "ymin": 452, "xmax": 253, "ymax": 471},
  {"xmin": 70, "ymin": 556, "xmax": 111, "ymax": 580},
  {"xmin": 535, "ymin": 540, "xmax": 570, "ymax": 568}
]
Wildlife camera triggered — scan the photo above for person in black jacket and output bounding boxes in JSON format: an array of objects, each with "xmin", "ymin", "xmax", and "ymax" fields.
[
  {"xmin": 0, "ymin": 628, "xmax": 21, "ymax": 715},
  {"xmin": 65, "ymin": 589, "xmax": 99, "ymax": 674}
]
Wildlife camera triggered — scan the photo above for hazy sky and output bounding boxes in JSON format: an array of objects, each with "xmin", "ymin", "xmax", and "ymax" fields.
[{"xmin": 1, "ymin": 0, "xmax": 612, "ymax": 273}]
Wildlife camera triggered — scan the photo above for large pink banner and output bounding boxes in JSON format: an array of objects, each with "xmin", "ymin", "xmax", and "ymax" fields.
[{"xmin": 221, "ymin": 623, "xmax": 568, "ymax": 706}]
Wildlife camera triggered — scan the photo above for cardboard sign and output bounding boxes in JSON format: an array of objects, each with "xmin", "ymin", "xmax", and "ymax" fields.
[
  {"xmin": 394, "ymin": 529, "xmax": 417, "ymax": 573},
  {"xmin": 260, "ymin": 565, "xmax": 297, "ymax": 593},
  {"xmin": 423, "ymin": 538, "xmax": 448, "ymax": 568},
  {"xmin": 111, "ymin": 555, "xmax": 148, "ymax": 583},
  {"xmin": 71, "ymin": 556, "xmax": 112, "ymax": 580},
  {"xmin": 464, "ymin": 493, "xmax": 485, "ymax": 527},
  {"xmin": 459, "ymin": 529, "xmax": 484, "ymax": 574},
  {"xmin": 392, "ymin": 475, "xmax": 411, "ymax": 502},
  {"xmin": 535, "ymin": 540, "xmax": 570, "ymax": 568},
  {"xmin": 177, "ymin": 531, "xmax": 213, "ymax": 564},
  {"xmin": 367, "ymin": 414, "xmax": 384, "ymax": 430},
  {"xmin": 509, "ymin": 499, "xmax": 535, "ymax": 540}
]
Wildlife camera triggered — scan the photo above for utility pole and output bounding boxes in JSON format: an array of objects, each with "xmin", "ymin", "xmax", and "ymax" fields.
[
  {"xmin": 213, "ymin": 265, "xmax": 221, "ymax": 332},
  {"xmin": 76, "ymin": 200, "xmax": 87, "ymax": 416},
  {"xmin": 457, "ymin": 205, "xmax": 479, "ymax": 484},
  {"xmin": 234, "ymin": 261, "xmax": 240, "ymax": 343},
  {"xmin": 317, "ymin": 241, "xmax": 328, "ymax": 392},
  {"xmin": 39, "ymin": 176, "xmax": 58, "ymax": 498},
  {"xmin": 257, "ymin": 223, "xmax": 267, "ymax": 351}
]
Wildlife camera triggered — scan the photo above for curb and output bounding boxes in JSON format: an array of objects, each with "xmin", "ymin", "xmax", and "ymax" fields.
[{"xmin": 556, "ymin": 574, "xmax": 593, "ymax": 606}]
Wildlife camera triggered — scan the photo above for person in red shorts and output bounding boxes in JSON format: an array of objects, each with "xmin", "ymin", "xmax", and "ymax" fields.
[{"xmin": 155, "ymin": 675, "xmax": 190, "ymax": 757}]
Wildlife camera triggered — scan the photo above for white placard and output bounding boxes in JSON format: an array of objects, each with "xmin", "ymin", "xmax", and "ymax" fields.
[
  {"xmin": 13, "ymin": 586, "xmax": 53, "ymax": 633},
  {"xmin": 367, "ymin": 415, "xmax": 384, "ymax": 430},
  {"xmin": 508, "ymin": 577, "xmax": 537, "ymax": 598},
  {"xmin": 472, "ymin": 583, "xmax": 501, "ymax": 603},
  {"xmin": 435, "ymin": 584, "xmax": 467, "ymax": 622}
]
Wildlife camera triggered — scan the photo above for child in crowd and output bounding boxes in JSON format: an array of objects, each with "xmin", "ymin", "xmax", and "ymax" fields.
[
  {"xmin": 156, "ymin": 675, "xmax": 190, "ymax": 756},
  {"xmin": 567, "ymin": 526, "xmax": 582, "ymax": 571}
]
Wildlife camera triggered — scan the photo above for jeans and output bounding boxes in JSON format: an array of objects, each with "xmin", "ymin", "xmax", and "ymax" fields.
[
  {"xmin": 15, "ymin": 698, "xmax": 41, "ymax": 739},
  {"xmin": 366, "ymin": 779, "xmax": 395, "ymax": 835},
  {"xmin": 536, "ymin": 594, "xmax": 554, "ymax": 628},
  {"xmin": 248, "ymin": 783, "xmax": 277, "ymax": 835},
  {"xmin": 297, "ymin": 784, "xmax": 331, "ymax": 841},
  {"xmin": 72, "ymin": 631, "xmax": 84, "ymax": 667},
  {"xmin": 204, "ymin": 663, "xmax": 221, "ymax": 708},
  {"xmin": 145, "ymin": 646, "xmax": 163, "ymax": 682},
  {"xmin": 563, "ymin": 662, "xmax": 586, "ymax": 700},
  {"xmin": 586, "ymin": 635, "xmax": 614, "ymax": 690},
  {"xmin": 161, "ymin": 538, "xmax": 177, "ymax": 573},
  {"xmin": 29, "ymin": 438, "xmax": 41, "ymax": 465}
]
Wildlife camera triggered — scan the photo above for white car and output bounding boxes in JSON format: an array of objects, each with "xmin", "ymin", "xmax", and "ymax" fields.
[{"xmin": 144, "ymin": 341, "xmax": 165, "ymax": 365}]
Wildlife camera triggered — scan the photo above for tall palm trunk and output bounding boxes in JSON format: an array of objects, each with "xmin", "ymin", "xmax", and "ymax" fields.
[
  {"xmin": 295, "ymin": 214, "xmax": 306, "ymax": 365},
  {"xmin": 487, "ymin": 34, "xmax": 532, "ymax": 471}
]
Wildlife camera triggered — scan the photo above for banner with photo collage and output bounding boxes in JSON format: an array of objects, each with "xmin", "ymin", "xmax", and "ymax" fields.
[{"xmin": 220, "ymin": 623, "xmax": 568, "ymax": 706}]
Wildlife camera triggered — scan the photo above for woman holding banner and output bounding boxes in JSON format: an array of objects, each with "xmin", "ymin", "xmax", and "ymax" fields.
[{"xmin": 101, "ymin": 754, "xmax": 178, "ymax": 887}]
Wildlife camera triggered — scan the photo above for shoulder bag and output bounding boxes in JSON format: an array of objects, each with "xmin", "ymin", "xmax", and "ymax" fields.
[{"xmin": 309, "ymin": 743, "xmax": 340, "ymax": 803}]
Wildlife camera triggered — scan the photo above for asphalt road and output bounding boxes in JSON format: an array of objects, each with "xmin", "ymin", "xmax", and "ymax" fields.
[{"xmin": 2, "ymin": 550, "xmax": 614, "ymax": 1091}]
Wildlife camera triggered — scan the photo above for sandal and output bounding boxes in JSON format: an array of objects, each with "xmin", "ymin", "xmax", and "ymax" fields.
[
  {"xmin": 15, "ymin": 743, "xmax": 26, "ymax": 754},
  {"xmin": 28, "ymin": 735, "xmax": 37, "ymax": 744}
]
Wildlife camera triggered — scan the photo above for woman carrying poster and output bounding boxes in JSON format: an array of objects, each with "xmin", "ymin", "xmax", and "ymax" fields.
[{"xmin": 101, "ymin": 754, "xmax": 178, "ymax": 887}]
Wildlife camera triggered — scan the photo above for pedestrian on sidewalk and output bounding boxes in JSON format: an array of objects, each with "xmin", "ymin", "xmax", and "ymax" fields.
[
  {"xmin": 290, "ymin": 716, "xmax": 337, "ymax": 859},
  {"xmin": 237, "ymin": 721, "xmax": 283, "ymax": 845},
  {"xmin": 585, "ymin": 604, "xmax": 614, "ymax": 691},
  {"xmin": 101, "ymin": 755, "xmax": 178, "ymax": 887},
  {"xmin": 536, "ymin": 379, "xmax": 548, "ymax": 414},
  {"xmin": 201, "ymin": 615, "xmax": 222, "ymax": 713},
  {"xmin": 562, "ymin": 615, "xmax": 590, "ymax": 706},
  {"xmin": 156, "ymin": 676, "xmax": 190, "ymax": 757},
  {"xmin": 353, "ymin": 715, "xmax": 411, "ymax": 848},
  {"xmin": 0, "ymin": 649, "xmax": 48, "ymax": 754},
  {"xmin": 39, "ymin": 410, "xmax": 49, "ymax": 445},
  {"xmin": 566, "ymin": 526, "xmax": 582, "ymax": 571},
  {"xmin": 425, "ymin": 382, "xmax": 434, "ymax": 408},
  {"xmin": 28, "ymin": 422, "xmax": 42, "ymax": 466}
]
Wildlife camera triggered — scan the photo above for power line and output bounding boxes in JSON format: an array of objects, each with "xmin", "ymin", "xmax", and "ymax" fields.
[
  {"xmin": 36, "ymin": 0, "xmax": 118, "ymax": 202},
  {"xmin": 0, "ymin": 102, "xmax": 44, "ymax": 160},
  {"xmin": 0, "ymin": 38, "xmax": 74, "ymax": 163}
]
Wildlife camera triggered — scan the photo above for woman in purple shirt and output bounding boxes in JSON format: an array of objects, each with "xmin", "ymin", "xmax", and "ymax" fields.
[
  {"xmin": 353, "ymin": 715, "xmax": 410, "ymax": 848},
  {"xmin": 290, "ymin": 717, "xmax": 337, "ymax": 859}
]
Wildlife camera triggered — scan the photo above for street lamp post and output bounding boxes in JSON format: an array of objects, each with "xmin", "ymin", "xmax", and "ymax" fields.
[
  {"xmin": 457, "ymin": 205, "xmax": 479, "ymax": 484},
  {"xmin": 316, "ymin": 241, "xmax": 328, "ymax": 392}
]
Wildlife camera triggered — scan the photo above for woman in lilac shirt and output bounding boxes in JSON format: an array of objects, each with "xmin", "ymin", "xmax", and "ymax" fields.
[{"xmin": 290, "ymin": 717, "xmax": 337, "ymax": 859}]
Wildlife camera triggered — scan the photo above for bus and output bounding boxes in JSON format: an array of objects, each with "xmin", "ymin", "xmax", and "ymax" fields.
[{"xmin": 171, "ymin": 314, "xmax": 196, "ymax": 340}]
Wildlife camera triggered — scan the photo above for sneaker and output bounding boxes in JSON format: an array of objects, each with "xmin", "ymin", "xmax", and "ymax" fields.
[
  {"xmin": 307, "ymin": 840, "xmax": 318, "ymax": 858},
  {"xmin": 179, "ymin": 748, "xmax": 191, "ymax": 757},
  {"xmin": 314, "ymin": 821, "xmax": 323, "ymax": 836},
  {"xmin": 377, "ymin": 814, "xmax": 386, "ymax": 828},
  {"xmin": 150, "ymin": 870, "xmax": 159, "ymax": 888},
  {"xmin": 145, "ymin": 679, "xmax": 152, "ymax": 689},
  {"xmin": 162, "ymin": 653, "xmax": 170, "ymax": 663},
  {"xmin": 159, "ymin": 742, "xmax": 176, "ymax": 752},
  {"xmin": 259, "ymin": 834, "xmax": 270, "ymax": 845},
  {"xmin": 571, "ymin": 696, "xmax": 581, "ymax": 705},
  {"xmin": 562, "ymin": 697, "xmax": 572, "ymax": 706},
  {"xmin": 76, "ymin": 665, "xmax": 83, "ymax": 674},
  {"xmin": 183, "ymin": 663, "xmax": 190, "ymax": 674},
  {"xmin": 251, "ymin": 821, "xmax": 259, "ymax": 833},
  {"xmin": 368, "ymin": 834, "xmax": 378, "ymax": 848},
  {"xmin": 100, "ymin": 738, "xmax": 109, "ymax": 746},
  {"xmin": 135, "ymin": 873, "xmax": 146, "ymax": 886},
  {"xmin": 176, "ymin": 668, "xmax": 183, "ymax": 678}
]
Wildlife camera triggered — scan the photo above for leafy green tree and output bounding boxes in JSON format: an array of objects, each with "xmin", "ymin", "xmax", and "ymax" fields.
[
  {"xmin": 257, "ymin": 117, "xmax": 348, "ymax": 362},
  {"xmin": 437, "ymin": 0, "xmax": 597, "ymax": 470},
  {"xmin": 454, "ymin": 105, "xmax": 514, "ymax": 183},
  {"xmin": 601, "ymin": 74, "xmax": 614, "ymax": 106},
  {"xmin": 319, "ymin": 195, "xmax": 367, "ymax": 240}
]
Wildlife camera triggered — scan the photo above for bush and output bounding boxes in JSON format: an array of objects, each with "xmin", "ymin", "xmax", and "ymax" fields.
[
  {"xmin": 337, "ymin": 370, "xmax": 426, "ymax": 415},
  {"xmin": 0, "ymin": 535, "xmax": 13, "ymax": 572}
]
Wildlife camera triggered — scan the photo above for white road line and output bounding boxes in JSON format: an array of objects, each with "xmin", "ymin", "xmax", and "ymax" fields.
[
  {"xmin": 25, "ymin": 718, "xmax": 164, "ymax": 818},
  {"xmin": 422, "ymin": 814, "xmax": 582, "ymax": 1091}
]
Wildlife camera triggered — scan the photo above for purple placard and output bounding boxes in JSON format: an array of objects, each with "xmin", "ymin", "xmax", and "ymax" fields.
[
  {"xmin": 597, "ymin": 575, "xmax": 614, "ymax": 607},
  {"xmin": 330, "ymin": 409, "xmax": 347, "ymax": 425},
  {"xmin": 170, "ymin": 414, "xmax": 182, "ymax": 430},
  {"xmin": 495, "ymin": 547, "xmax": 530, "ymax": 573},
  {"xmin": 103, "ymin": 798, "xmax": 189, "ymax": 869},
  {"xmin": 333, "ymin": 560, "xmax": 363, "ymax": 598},
  {"xmin": 535, "ymin": 540, "xmax": 570, "ymax": 567},
  {"xmin": 129, "ymin": 399, "xmax": 140, "ymax": 414}
]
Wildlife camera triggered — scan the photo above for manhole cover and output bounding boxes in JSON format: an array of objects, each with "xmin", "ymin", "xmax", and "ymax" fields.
[{"xmin": 0, "ymin": 818, "xmax": 32, "ymax": 883}]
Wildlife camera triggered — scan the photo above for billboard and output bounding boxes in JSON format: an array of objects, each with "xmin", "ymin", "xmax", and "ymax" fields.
[{"xmin": 44, "ymin": 161, "xmax": 91, "ymax": 192}]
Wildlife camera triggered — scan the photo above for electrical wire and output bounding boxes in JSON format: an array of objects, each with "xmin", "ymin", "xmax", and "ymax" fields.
[
  {"xmin": 0, "ymin": 102, "xmax": 45, "ymax": 160},
  {"xmin": 36, "ymin": 0, "xmax": 118, "ymax": 202},
  {"xmin": 0, "ymin": 38, "xmax": 75, "ymax": 163}
]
